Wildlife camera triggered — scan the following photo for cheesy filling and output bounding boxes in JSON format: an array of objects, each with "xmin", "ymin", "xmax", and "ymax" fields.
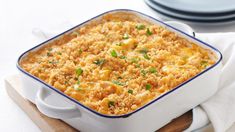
[{"xmin": 20, "ymin": 13, "xmax": 215, "ymax": 115}]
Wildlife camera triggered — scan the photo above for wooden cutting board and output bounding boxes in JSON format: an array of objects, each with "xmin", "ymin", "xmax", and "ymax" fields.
[{"xmin": 5, "ymin": 75, "xmax": 192, "ymax": 132}]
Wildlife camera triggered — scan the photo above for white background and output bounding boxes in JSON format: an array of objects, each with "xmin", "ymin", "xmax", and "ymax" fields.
[{"xmin": 1, "ymin": 0, "xmax": 235, "ymax": 131}]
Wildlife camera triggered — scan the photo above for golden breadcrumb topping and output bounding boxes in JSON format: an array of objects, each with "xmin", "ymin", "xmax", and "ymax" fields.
[{"xmin": 20, "ymin": 12, "xmax": 216, "ymax": 115}]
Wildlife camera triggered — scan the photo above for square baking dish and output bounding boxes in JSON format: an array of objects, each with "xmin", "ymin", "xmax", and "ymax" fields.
[{"xmin": 17, "ymin": 9, "xmax": 222, "ymax": 132}]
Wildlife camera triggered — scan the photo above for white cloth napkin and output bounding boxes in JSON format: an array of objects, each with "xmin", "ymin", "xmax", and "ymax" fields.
[
  {"xmin": 32, "ymin": 23, "xmax": 235, "ymax": 132},
  {"xmin": 186, "ymin": 33, "xmax": 235, "ymax": 132}
]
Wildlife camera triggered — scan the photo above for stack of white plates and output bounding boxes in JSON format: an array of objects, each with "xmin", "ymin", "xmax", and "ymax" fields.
[{"xmin": 145, "ymin": 0, "xmax": 235, "ymax": 24}]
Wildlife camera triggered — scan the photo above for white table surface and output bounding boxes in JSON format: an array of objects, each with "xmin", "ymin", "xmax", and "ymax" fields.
[{"xmin": 1, "ymin": 0, "xmax": 235, "ymax": 131}]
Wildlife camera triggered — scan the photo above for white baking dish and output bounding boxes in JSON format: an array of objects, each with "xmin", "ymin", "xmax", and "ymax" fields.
[{"xmin": 17, "ymin": 9, "xmax": 222, "ymax": 132}]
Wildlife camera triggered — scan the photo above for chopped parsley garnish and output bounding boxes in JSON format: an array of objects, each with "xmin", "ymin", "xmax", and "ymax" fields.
[
  {"xmin": 46, "ymin": 49, "xmax": 53, "ymax": 56},
  {"xmin": 47, "ymin": 52, "xmax": 51, "ymax": 56},
  {"xmin": 131, "ymin": 58, "xmax": 139, "ymax": 63},
  {"xmin": 136, "ymin": 24, "xmax": 145, "ymax": 30},
  {"xmin": 108, "ymin": 101, "xmax": 115, "ymax": 107},
  {"xmin": 123, "ymin": 33, "xmax": 129, "ymax": 39},
  {"xmin": 57, "ymin": 52, "xmax": 62, "ymax": 55},
  {"xmin": 138, "ymin": 48, "xmax": 150, "ymax": 60},
  {"xmin": 116, "ymin": 43, "xmax": 123, "ymax": 46},
  {"xmin": 74, "ymin": 84, "xmax": 82, "ymax": 91},
  {"xmin": 74, "ymin": 87, "xmax": 82, "ymax": 91},
  {"xmin": 120, "ymin": 55, "xmax": 126, "ymax": 59},
  {"xmin": 76, "ymin": 68, "xmax": 83, "ymax": 76},
  {"xmin": 145, "ymin": 84, "xmax": 152, "ymax": 90},
  {"xmin": 201, "ymin": 60, "xmax": 208, "ymax": 65},
  {"xmin": 77, "ymin": 80, "xmax": 80, "ymax": 85},
  {"xmin": 149, "ymin": 67, "xmax": 157, "ymax": 73},
  {"xmin": 138, "ymin": 48, "xmax": 148, "ymax": 54},
  {"xmin": 112, "ymin": 80, "xmax": 125, "ymax": 86},
  {"xmin": 48, "ymin": 60, "xmax": 58, "ymax": 64},
  {"xmin": 110, "ymin": 50, "xmax": 118, "ymax": 57},
  {"xmin": 141, "ymin": 69, "xmax": 147, "ymax": 76},
  {"xmin": 201, "ymin": 60, "xmax": 208, "ymax": 68},
  {"xmin": 135, "ymin": 64, "xmax": 140, "ymax": 68},
  {"xmin": 128, "ymin": 89, "xmax": 133, "ymax": 94},
  {"xmin": 143, "ymin": 53, "xmax": 150, "ymax": 60},
  {"xmin": 79, "ymin": 49, "xmax": 83, "ymax": 54},
  {"xmin": 93, "ymin": 59, "xmax": 105, "ymax": 66},
  {"xmin": 146, "ymin": 28, "xmax": 153, "ymax": 36}
]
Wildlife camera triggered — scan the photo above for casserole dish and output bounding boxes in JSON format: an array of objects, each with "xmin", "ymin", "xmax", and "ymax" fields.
[{"xmin": 17, "ymin": 9, "xmax": 222, "ymax": 132}]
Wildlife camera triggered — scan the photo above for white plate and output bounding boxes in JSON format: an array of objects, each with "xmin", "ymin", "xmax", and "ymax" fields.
[
  {"xmin": 151, "ymin": 0, "xmax": 235, "ymax": 14},
  {"xmin": 145, "ymin": 0, "xmax": 235, "ymax": 22},
  {"xmin": 154, "ymin": 11, "xmax": 235, "ymax": 26}
]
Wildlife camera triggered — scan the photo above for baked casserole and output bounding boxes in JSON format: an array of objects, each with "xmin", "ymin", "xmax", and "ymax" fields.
[{"xmin": 20, "ymin": 12, "xmax": 216, "ymax": 115}]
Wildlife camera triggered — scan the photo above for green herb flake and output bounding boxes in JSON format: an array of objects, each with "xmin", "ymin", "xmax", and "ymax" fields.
[
  {"xmin": 128, "ymin": 89, "xmax": 133, "ymax": 94},
  {"xmin": 47, "ymin": 52, "xmax": 51, "ymax": 56},
  {"xmin": 48, "ymin": 48, "xmax": 53, "ymax": 51},
  {"xmin": 112, "ymin": 80, "xmax": 125, "ymax": 86},
  {"xmin": 48, "ymin": 60, "xmax": 58, "ymax": 64},
  {"xmin": 149, "ymin": 67, "xmax": 157, "ymax": 73},
  {"xmin": 108, "ymin": 101, "xmax": 115, "ymax": 107},
  {"xmin": 120, "ymin": 55, "xmax": 126, "ymax": 59},
  {"xmin": 141, "ymin": 69, "xmax": 147, "ymax": 76},
  {"xmin": 123, "ymin": 33, "xmax": 129, "ymax": 39},
  {"xmin": 77, "ymin": 80, "xmax": 80, "ymax": 85},
  {"xmin": 76, "ymin": 68, "xmax": 83, "ymax": 76},
  {"xmin": 79, "ymin": 49, "xmax": 83, "ymax": 54},
  {"xmin": 116, "ymin": 43, "xmax": 123, "ymax": 46},
  {"xmin": 136, "ymin": 24, "xmax": 145, "ymax": 30},
  {"xmin": 143, "ymin": 53, "xmax": 150, "ymax": 60},
  {"xmin": 201, "ymin": 60, "xmax": 208, "ymax": 68},
  {"xmin": 131, "ymin": 58, "xmax": 139, "ymax": 63},
  {"xmin": 74, "ymin": 84, "xmax": 82, "ymax": 91},
  {"xmin": 201, "ymin": 60, "xmax": 208, "ymax": 65},
  {"xmin": 57, "ymin": 52, "xmax": 62, "ymax": 55},
  {"xmin": 110, "ymin": 50, "xmax": 118, "ymax": 57},
  {"xmin": 146, "ymin": 28, "xmax": 153, "ymax": 36},
  {"xmin": 145, "ymin": 84, "xmax": 152, "ymax": 90},
  {"xmin": 135, "ymin": 64, "xmax": 140, "ymax": 68},
  {"xmin": 138, "ymin": 48, "xmax": 148, "ymax": 54},
  {"xmin": 93, "ymin": 59, "xmax": 105, "ymax": 66}
]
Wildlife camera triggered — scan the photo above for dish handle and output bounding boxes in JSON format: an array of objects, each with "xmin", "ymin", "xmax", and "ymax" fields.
[
  {"xmin": 35, "ymin": 87, "xmax": 81, "ymax": 119},
  {"xmin": 165, "ymin": 21, "xmax": 195, "ymax": 37}
]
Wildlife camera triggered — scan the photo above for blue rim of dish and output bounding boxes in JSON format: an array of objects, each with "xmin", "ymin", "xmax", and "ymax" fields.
[
  {"xmin": 16, "ymin": 9, "xmax": 222, "ymax": 118},
  {"xmin": 145, "ymin": 0, "xmax": 235, "ymax": 23},
  {"xmin": 150, "ymin": 0, "xmax": 235, "ymax": 16}
]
